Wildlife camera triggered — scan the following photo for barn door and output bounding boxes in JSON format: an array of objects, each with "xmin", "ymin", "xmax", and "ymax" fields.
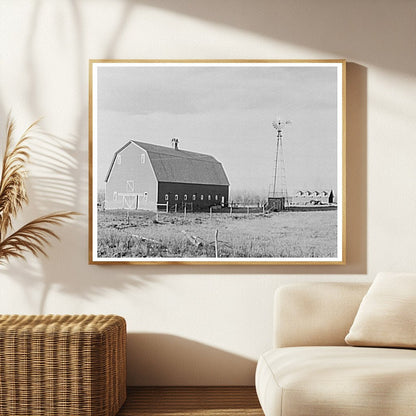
[{"xmin": 123, "ymin": 195, "xmax": 137, "ymax": 209}]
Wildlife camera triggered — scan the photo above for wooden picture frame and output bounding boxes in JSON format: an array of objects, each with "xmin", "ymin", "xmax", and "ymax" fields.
[{"xmin": 89, "ymin": 60, "xmax": 346, "ymax": 265}]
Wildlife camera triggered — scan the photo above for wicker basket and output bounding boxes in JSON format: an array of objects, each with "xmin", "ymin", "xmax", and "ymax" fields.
[{"xmin": 0, "ymin": 314, "xmax": 126, "ymax": 416}]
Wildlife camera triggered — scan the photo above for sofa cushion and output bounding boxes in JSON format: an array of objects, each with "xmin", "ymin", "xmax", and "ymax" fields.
[
  {"xmin": 345, "ymin": 272, "xmax": 416, "ymax": 348},
  {"xmin": 274, "ymin": 283, "xmax": 370, "ymax": 348},
  {"xmin": 256, "ymin": 346, "xmax": 416, "ymax": 416}
]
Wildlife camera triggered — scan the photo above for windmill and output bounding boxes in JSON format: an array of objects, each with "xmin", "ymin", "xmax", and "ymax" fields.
[{"xmin": 268, "ymin": 116, "xmax": 291, "ymax": 210}]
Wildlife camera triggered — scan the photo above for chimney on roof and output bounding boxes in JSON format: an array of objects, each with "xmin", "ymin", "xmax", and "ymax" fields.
[{"xmin": 171, "ymin": 138, "xmax": 179, "ymax": 150}]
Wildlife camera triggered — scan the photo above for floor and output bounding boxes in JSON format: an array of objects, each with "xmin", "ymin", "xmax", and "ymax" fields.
[{"xmin": 117, "ymin": 386, "xmax": 264, "ymax": 416}]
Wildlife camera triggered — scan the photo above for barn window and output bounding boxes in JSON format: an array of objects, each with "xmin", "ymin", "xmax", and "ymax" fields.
[
  {"xmin": 144, "ymin": 192, "xmax": 148, "ymax": 202},
  {"xmin": 184, "ymin": 194, "xmax": 188, "ymax": 201},
  {"xmin": 208, "ymin": 195, "xmax": 211, "ymax": 201},
  {"xmin": 116, "ymin": 155, "xmax": 121, "ymax": 165},
  {"xmin": 215, "ymin": 195, "xmax": 218, "ymax": 201},
  {"xmin": 175, "ymin": 194, "xmax": 179, "ymax": 201},
  {"xmin": 141, "ymin": 154, "xmax": 145, "ymax": 164},
  {"xmin": 113, "ymin": 192, "xmax": 118, "ymax": 201},
  {"xmin": 126, "ymin": 180, "xmax": 134, "ymax": 192},
  {"xmin": 200, "ymin": 194, "xmax": 204, "ymax": 201},
  {"xmin": 165, "ymin": 194, "xmax": 169, "ymax": 201},
  {"xmin": 192, "ymin": 194, "xmax": 196, "ymax": 201}
]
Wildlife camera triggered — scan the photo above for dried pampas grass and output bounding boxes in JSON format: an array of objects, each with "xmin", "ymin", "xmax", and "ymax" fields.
[{"xmin": 0, "ymin": 116, "xmax": 78, "ymax": 264}]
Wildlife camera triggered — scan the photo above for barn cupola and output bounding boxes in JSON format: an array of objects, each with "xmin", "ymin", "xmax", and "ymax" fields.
[{"xmin": 171, "ymin": 138, "xmax": 179, "ymax": 150}]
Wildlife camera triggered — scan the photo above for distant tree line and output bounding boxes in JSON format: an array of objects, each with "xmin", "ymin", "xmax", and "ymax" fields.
[
  {"xmin": 97, "ymin": 189, "xmax": 105, "ymax": 204},
  {"xmin": 229, "ymin": 190, "xmax": 267, "ymax": 206}
]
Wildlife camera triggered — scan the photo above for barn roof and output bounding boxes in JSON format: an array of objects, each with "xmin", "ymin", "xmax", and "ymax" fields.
[{"xmin": 106, "ymin": 140, "xmax": 229, "ymax": 186}]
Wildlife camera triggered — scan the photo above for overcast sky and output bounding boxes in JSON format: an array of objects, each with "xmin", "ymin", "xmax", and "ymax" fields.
[{"xmin": 95, "ymin": 63, "xmax": 340, "ymax": 197}]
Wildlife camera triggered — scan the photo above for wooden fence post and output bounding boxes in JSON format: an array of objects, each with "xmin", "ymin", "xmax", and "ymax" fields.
[{"xmin": 214, "ymin": 229, "xmax": 219, "ymax": 258}]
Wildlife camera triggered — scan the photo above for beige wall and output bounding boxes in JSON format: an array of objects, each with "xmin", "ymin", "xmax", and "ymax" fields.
[{"xmin": 0, "ymin": 0, "xmax": 415, "ymax": 385}]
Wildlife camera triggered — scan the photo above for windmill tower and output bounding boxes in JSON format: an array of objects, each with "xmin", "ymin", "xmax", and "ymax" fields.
[{"xmin": 268, "ymin": 117, "xmax": 291, "ymax": 211}]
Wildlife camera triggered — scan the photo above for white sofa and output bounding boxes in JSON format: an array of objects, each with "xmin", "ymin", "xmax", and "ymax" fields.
[{"xmin": 255, "ymin": 282, "xmax": 416, "ymax": 416}]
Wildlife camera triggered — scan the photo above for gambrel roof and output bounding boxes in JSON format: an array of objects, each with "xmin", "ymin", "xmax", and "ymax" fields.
[{"xmin": 105, "ymin": 140, "xmax": 229, "ymax": 186}]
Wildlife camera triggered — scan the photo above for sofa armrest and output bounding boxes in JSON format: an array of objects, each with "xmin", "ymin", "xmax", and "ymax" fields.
[{"xmin": 274, "ymin": 282, "xmax": 370, "ymax": 348}]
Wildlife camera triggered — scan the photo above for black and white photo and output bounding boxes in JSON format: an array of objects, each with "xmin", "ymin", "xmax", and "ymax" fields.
[{"xmin": 89, "ymin": 60, "xmax": 345, "ymax": 264}]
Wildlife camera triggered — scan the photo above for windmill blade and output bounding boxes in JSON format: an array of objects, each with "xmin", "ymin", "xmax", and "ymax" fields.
[{"xmin": 272, "ymin": 118, "xmax": 291, "ymax": 130}]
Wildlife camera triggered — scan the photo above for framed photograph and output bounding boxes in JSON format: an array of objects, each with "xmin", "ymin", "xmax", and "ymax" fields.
[{"xmin": 89, "ymin": 60, "xmax": 345, "ymax": 265}]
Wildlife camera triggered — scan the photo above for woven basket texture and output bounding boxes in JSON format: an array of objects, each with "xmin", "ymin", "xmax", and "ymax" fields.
[{"xmin": 0, "ymin": 314, "xmax": 126, "ymax": 416}]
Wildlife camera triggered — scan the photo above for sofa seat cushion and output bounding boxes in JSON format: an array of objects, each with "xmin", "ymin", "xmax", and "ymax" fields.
[{"xmin": 256, "ymin": 346, "xmax": 416, "ymax": 416}]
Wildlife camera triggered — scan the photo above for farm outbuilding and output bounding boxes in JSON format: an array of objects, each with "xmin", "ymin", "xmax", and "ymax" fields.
[
  {"xmin": 290, "ymin": 190, "xmax": 335, "ymax": 206},
  {"xmin": 104, "ymin": 140, "xmax": 229, "ymax": 211}
]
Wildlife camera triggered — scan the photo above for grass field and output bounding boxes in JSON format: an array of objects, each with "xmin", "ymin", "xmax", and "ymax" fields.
[{"xmin": 96, "ymin": 209, "xmax": 338, "ymax": 259}]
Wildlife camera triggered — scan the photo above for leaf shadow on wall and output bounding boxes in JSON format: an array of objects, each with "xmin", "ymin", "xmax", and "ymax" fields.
[
  {"xmin": 126, "ymin": 333, "xmax": 257, "ymax": 386},
  {"xmin": 0, "ymin": 127, "xmax": 154, "ymax": 314},
  {"xmin": 135, "ymin": 0, "xmax": 413, "ymax": 76},
  {"xmin": 0, "ymin": 0, "xmax": 369, "ymax": 308},
  {"xmin": 0, "ymin": 0, "xmax": 161, "ymax": 313}
]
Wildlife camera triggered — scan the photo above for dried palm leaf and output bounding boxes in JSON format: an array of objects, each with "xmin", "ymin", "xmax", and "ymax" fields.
[
  {"xmin": 0, "ymin": 117, "xmax": 37, "ymax": 238},
  {"xmin": 0, "ymin": 212, "xmax": 78, "ymax": 264}
]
